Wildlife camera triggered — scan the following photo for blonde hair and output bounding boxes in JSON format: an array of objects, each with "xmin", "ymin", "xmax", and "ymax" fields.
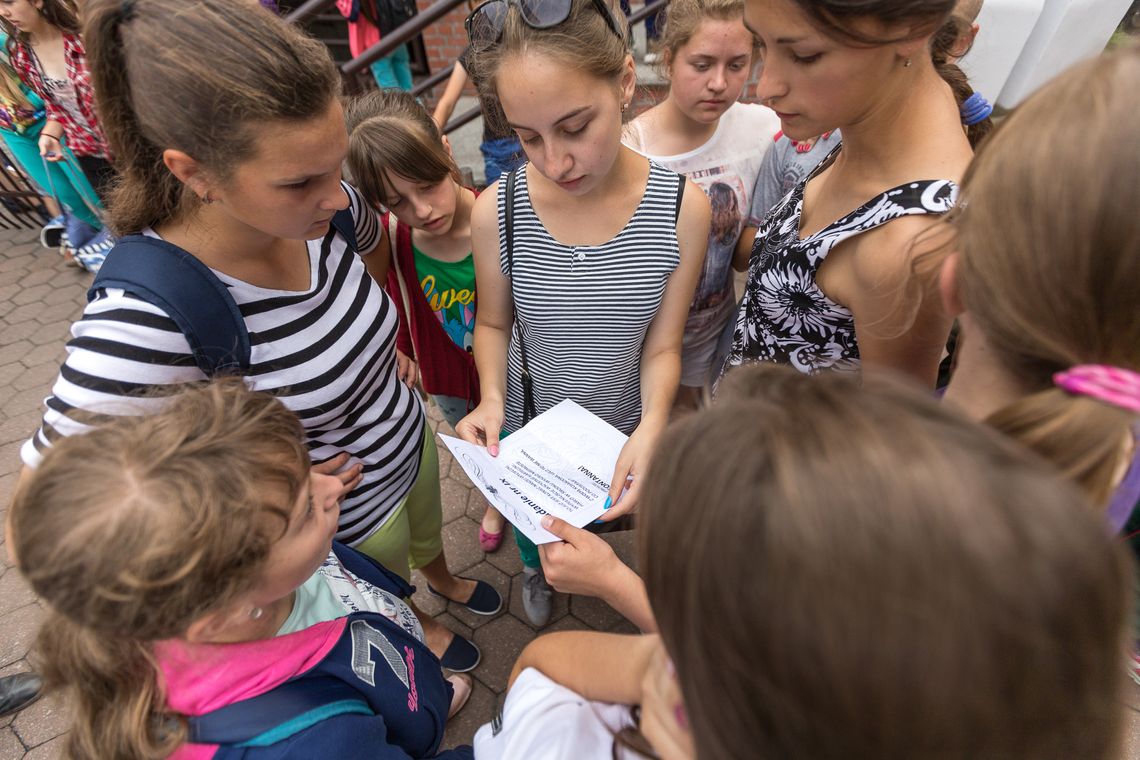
[
  {"xmin": 950, "ymin": 45, "xmax": 1140, "ymax": 506},
  {"xmin": 658, "ymin": 0, "xmax": 757, "ymax": 72},
  {"xmin": 469, "ymin": 0, "xmax": 631, "ymax": 134},
  {"xmin": 344, "ymin": 89, "xmax": 460, "ymax": 210},
  {"xmin": 641, "ymin": 364, "xmax": 1130, "ymax": 759},
  {"xmin": 11, "ymin": 379, "xmax": 309, "ymax": 760}
]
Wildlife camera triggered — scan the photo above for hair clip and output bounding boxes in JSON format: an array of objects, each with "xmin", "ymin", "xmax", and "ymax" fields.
[
  {"xmin": 959, "ymin": 91, "xmax": 992, "ymax": 126},
  {"xmin": 120, "ymin": 0, "xmax": 137, "ymax": 22},
  {"xmin": 1053, "ymin": 364, "xmax": 1140, "ymax": 414}
]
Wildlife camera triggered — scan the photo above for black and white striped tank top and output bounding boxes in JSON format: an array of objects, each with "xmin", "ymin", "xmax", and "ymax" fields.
[{"xmin": 498, "ymin": 161, "xmax": 683, "ymax": 435}]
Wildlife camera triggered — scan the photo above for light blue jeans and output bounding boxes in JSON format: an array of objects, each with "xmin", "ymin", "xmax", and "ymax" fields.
[{"xmin": 369, "ymin": 44, "xmax": 413, "ymax": 91}]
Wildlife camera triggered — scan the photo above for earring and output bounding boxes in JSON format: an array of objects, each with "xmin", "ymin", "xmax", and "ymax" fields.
[
  {"xmin": 201, "ymin": 192, "xmax": 215, "ymax": 205},
  {"xmin": 621, "ymin": 102, "xmax": 629, "ymax": 113},
  {"xmin": 903, "ymin": 58, "xmax": 912, "ymax": 68},
  {"xmin": 248, "ymin": 607, "xmax": 264, "ymax": 620}
]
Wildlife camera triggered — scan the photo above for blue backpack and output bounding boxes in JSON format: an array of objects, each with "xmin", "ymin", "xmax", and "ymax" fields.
[{"xmin": 88, "ymin": 210, "xmax": 357, "ymax": 376}]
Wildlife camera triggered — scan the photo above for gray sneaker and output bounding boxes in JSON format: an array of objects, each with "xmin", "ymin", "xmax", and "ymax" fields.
[{"xmin": 521, "ymin": 566, "xmax": 552, "ymax": 627}]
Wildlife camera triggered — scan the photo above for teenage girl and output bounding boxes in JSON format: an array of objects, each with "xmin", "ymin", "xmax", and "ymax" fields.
[
  {"xmin": 454, "ymin": 0, "xmax": 711, "ymax": 626},
  {"xmin": 18, "ymin": 0, "xmax": 495, "ymax": 673},
  {"xmin": 0, "ymin": 0, "xmax": 116, "ymax": 266},
  {"xmin": 623, "ymin": 0, "xmax": 780, "ymax": 402},
  {"xmin": 344, "ymin": 88, "xmax": 508, "ymax": 553},
  {"xmin": 938, "ymin": 47, "xmax": 1140, "ymax": 525},
  {"xmin": 476, "ymin": 365, "xmax": 1132, "ymax": 759},
  {"xmin": 10, "ymin": 380, "xmax": 474, "ymax": 759},
  {"xmin": 720, "ymin": 0, "xmax": 991, "ymax": 385}
]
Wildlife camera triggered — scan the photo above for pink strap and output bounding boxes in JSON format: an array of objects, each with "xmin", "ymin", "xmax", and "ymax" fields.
[{"xmin": 1053, "ymin": 365, "xmax": 1140, "ymax": 414}]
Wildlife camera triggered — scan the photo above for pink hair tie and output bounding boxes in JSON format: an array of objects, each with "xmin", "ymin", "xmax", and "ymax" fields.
[{"xmin": 1053, "ymin": 365, "xmax": 1140, "ymax": 414}]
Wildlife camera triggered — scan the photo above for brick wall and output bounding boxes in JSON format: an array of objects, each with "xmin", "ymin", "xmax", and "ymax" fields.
[{"xmin": 417, "ymin": 0, "xmax": 477, "ymax": 105}]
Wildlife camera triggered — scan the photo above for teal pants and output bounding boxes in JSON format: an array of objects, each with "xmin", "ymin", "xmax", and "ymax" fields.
[
  {"xmin": 369, "ymin": 44, "xmax": 412, "ymax": 91},
  {"xmin": 0, "ymin": 126, "xmax": 102, "ymax": 229}
]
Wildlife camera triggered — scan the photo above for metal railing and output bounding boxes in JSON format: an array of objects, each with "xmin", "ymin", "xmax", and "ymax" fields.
[
  {"xmin": 0, "ymin": 148, "xmax": 50, "ymax": 231},
  {"xmin": 290, "ymin": 0, "xmax": 670, "ymax": 134}
]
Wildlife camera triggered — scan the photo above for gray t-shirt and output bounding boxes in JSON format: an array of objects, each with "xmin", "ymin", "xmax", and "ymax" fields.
[{"xmin": 748, "ymin": 130, "xmax": 843, "ymax": 228}]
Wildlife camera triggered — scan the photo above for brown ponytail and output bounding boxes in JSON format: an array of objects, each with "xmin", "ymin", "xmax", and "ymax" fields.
[
  {"xmin": 83, "ymin": 0, "xmax": 341, "ymax": 234},
  {"xmin": 951, "ymin": 45, "xmax": 1140, "ymax": 506},
  {"xmin": 930, "ymin": 14, "xmax": 992, "ymax": 148},
  {"xmin": 11, "ymin": 379, "xmax": 308, "ymax": 759}
]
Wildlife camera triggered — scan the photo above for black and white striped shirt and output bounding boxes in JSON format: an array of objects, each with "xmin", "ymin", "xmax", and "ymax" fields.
[
  {"xmin": 498, "ymin": 162, "xmax": 682, "ymax": 435},
  {"xmin": 21, "ymin": 184, "xmax": 425, "ymax": 547}
]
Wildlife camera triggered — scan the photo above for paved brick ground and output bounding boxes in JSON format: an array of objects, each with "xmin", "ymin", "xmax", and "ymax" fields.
[
  {"xmin": 0, "ymin": 225, "xmax": 1138, "ymax": 758},
  {"xmin": 0, "ymin": 225, "xmax": 639, "ymax": 757}
]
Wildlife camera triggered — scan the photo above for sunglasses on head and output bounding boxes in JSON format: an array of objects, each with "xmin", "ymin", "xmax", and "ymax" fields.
[{"xmin": 465, "ymin": 0, "xmax": 625, "ymax": 51}]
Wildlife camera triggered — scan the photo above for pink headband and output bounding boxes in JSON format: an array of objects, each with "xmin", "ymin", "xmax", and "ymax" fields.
[{"xmin": 1053, "ymin": 365, "xmax": 1140, "ymax": 414}]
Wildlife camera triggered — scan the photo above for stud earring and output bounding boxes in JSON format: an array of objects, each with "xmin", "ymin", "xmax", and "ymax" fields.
[
  {"xmin": 249, "ymin": 607, "xmax": 264, "ymax": 620},
  {"xmin": 903, "ymin": 58, "xmax": 912, "ymax": 68},
  {"xmin": 201, "ymin": 192, "xmax": 215, "ymax": 205},
  {"xmin": 621, "ymin": 102, "xmax": 629, "ymax": 113}
]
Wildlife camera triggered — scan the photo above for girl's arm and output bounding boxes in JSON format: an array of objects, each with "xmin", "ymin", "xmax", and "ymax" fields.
[
  {"xmin": 509, "ymin": 632, "xmax": 658, "ymax": 705},
  {"xmin": 432, "ymin": 61, "xmax": 469, "ymax": 130},
  {"xmin": 454, "ymin": 185, "xmax": 512, "ymax": 452},
  {"xmin": 832, "ymin": 215, "xmax": 952, "ymax": 387},
  {"xmin": 603, "ymin": 179, "xmax": 710, "ymax": 517},
  {"xmin": 732, "ymin": 224, "xmax": 757, "ymax": 272},
  {"xmin": 359, "ymin": 221, "xmax": 393, "ymax": 287}
]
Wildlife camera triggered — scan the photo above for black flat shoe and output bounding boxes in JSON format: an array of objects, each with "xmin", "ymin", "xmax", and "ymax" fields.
[
  {"xmin": 427, "ymin": 579, "xmax": 503, "ymax": 616},
  {"xmin": 439, "ymin": 634, "xmax": 481, "ymax": 673},
  {"xmin": 0, "ymin": 673, "xmax": 43, "ymax": 718}
]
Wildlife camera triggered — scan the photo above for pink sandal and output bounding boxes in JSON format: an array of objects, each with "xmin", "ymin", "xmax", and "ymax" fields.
[{"xmin": 479, "ymin": 525, "xmax": 504, "ymax": 553}]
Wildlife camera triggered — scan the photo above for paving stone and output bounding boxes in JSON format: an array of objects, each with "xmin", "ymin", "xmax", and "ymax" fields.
[
  {"xmin": 508, "ymin": 570, "xmax": 570, "ymax": 633},
  {"xmin": 10, "ymin": 365, "xmax": 55, "ymax": 395},
  {"xmin": 482, "ymin": 530, "xmax": 523, "ymax": 576},
  {"xmin": 31, "ymin": 302, "xmax": 79, "ymax": 327},
  {"xmin": 42, "ymin": 286, "xmax": 81, "ymax": 307},
  {"xmin": 0, "ymin": 363, "xmax": 23, "ymax": 391},
  {"xmin": 607, "ymin": 618, "xmax": 642, "ymax": 635},
  {"xmin": 439, "ymin": 475, "xmax": 469, "ymax": 525},
  {"xmin": 439, "ymin": 517, "xmax": 484, "ymax": 575},
  {"xmin": 10, "ymin": 286, "xmax": 50, "ymax": 308},
  {"xmin": 0, "ymin": 727, "xmax": 25, "ymax": 758},
  {"xmin": 0, "ymin": 411, "xmax": 39, "ymax": 447},
  {"xmin": 464, "ymin": 489, "xmax": 488, "ymax": 521},
  {"xmin": 470, "ymin": 615, "xmax": 536, "ymax": 694},
  {"xmin": 2, "ymin": 303, "xmax": 38, "ymax": 326},
  {"xmin": 0, "ymin": 603, "xmax": 45, "ymax": 668},
  {"xmin": 408, "ymin": 570, "xmax": 448, "ymax": 618},
  {"xmin": 569, "ymin": 592, "xmax": 627, "ymax": 632},
  {"xmin": 440, "ymin": 676, "xmax": 495, "ymax": 750},
  {"xmin": 17, "ymin": 343, "xmax": 61, "ymax": 369},
  {"xmin": 0, "ymin": 322, "xmax": 40, "ymax": 347},
  {"xmin": 443, "ymin": 561, "xmax": 509, "ymax": 631},
  {"xmin": 449, "ymin": 460, "xmax": 474, "ymax": 490},
  {"xmin": 436, "ymin": 438, "xmax": 454, "ymax": 478},
  {"xmin": 14, "ymin": 270, "xmax": 54, "ymax": 289},
  {"xmin": 12, "ymin": 691, "xmax": 69, "ymax": 750},
  {"xmin": 0, "ymin": 283, "xmax": 20, "ymax": 303},
  {"xmin": 21, "ymin": 735, "xmax": 66, "ymax": 760},
  {"xmin": 0, "ymin": 571, "xmax": 38, "ymax": 618},
  {"xmin": 0, "ymin": 343, "xmax": 32, "ymax": 366}
]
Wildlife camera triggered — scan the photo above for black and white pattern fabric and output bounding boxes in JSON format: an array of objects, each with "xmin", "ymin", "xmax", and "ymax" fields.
[
  {"xmin": 21, "ymin": 183, "xmax": 425, "ymax": 547},
  {"xmin": 498, "ymin": 161, "xmax": 682, "ymax": 435},
  {"xmin": 723, "ymin": 146, "xmax": 957, "ymax": 377}
]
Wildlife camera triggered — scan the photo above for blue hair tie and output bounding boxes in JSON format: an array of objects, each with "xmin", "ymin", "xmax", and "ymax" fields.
[{"xmin": 960, "ymin": 91, "xmax": 992, "ymax": 126}]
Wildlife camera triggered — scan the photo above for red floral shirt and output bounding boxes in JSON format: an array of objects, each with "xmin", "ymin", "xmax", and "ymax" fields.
[{"xmin": 9, "ymin": 32, "xmax": 110, "ymax": 158}]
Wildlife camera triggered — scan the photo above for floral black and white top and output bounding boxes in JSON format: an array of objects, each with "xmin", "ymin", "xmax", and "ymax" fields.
[{"xmin": 722, "ymin": 145, "xmax": 957, "ymax": 377}]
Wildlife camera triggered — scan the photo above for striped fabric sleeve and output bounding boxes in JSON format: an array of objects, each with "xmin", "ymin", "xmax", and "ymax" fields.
[
  {"xmin": 345, "ymin": 183, "xmax": 381, "ymax": 257},
  {"xmin": 19, "ymin": 290, "xmax": 207, "ymax": 468}
]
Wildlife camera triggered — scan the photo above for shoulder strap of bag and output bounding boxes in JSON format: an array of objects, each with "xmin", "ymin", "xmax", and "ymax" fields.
[
  {"xmin": 89, "ymin": 235, "xmax": 250, "ymax": 375},
  {"xmin": 385, "ymin": 212, "xmax": 413, "ymax": 315},
  {"xmin": 185, "ymin": 675, "xmax": 372, "ymax": 747},
  {"xmin": 331, "ymin": 206, "xmax": 358, "ymax": 253},
  {"xmin": 504, "ymin": 168, "xmax": 536, "ymax": 424},
  {"xmin": 674, "ymin": 173, "xmax": 685, "ymax": 222}
]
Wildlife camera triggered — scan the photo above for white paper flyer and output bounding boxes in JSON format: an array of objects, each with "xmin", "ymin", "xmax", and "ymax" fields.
[{"xmin": 439, "ymin": 400, "xmax": 628, "ymax": 544}]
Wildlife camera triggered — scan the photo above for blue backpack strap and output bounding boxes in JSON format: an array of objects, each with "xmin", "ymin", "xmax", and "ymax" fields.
[
  {"xmin": 331, "ymin": 542, "xmax": 415, "ymax": 598},
  {"xmin": 89, "ymin": 235, "xmax": 250, "ymax": 375},
  {"xmin": 186, "ymin": 675, "xmax": 372, "ymax": 747},
  {"xmin": 330, "ymin": 207, "xmax": 357, "ymax": 253}
]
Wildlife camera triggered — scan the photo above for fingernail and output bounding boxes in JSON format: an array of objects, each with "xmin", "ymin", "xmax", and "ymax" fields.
[
  {"xmin": 489, "ymin": 445, "xmax": 499, "ymax": 457},
  {"xmin": 592, "ymin": 518, "xmax": 605, "ymax": 524},
  {"xmin": 603, "ymin": 496, "xmax": 612, "ymax": 509},
  {"xmin": 541, "ymin": 515, "xmax": 553, "ymax": 529}
]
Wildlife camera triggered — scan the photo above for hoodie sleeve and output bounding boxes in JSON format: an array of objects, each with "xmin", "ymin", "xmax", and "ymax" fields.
[{"xmin": 220, "ymin": 713, "xmax": 474, "ymax": 759}]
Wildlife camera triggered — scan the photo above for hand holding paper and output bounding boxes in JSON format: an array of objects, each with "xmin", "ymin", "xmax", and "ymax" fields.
[{"xmin": 440, "ymin": 400, "xmax": 627, "ymax": 544}]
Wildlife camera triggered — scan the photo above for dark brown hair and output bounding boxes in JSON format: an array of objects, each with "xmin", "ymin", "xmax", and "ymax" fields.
[
  {"xmin": 1, "ymin": 0, "xmax": 79, "ymax": 50},
  {"xmin": 344, "ymin": 89, "xmax": 460, "ymax": 210},
  {"xmin": 82, "ymin": 0, "xmax": 341, "ymax": 234},
  {"xmin": 641, "ymin": 364, "xmax": 1130, "ymax": 760},
  {"xmin": 950, "ymin": 44, "xmax": 1140, "ymax": 506},
  {"xmin": 790, "ymin": 0, "xmax": 992, "ymax": 146},
  {"xmin": 11, "ymin": 379, "xmax": 308, "ymax": 759}
]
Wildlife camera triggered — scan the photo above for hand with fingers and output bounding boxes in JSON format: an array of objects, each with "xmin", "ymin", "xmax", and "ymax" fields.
[
  {"xmin": 455, "ymin": 400, "xmax": 505, "ymax": 457},
  {"xmin": 395, "ymin": 349, "xmax": 419, "ymax": 388},
  {"xmin": 599, "ymin": 418, "xmax": 666, "ymax": 521},
  {"xmin": 312, "ymin": 452, "xmax": 363, "ymax": 502}
]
